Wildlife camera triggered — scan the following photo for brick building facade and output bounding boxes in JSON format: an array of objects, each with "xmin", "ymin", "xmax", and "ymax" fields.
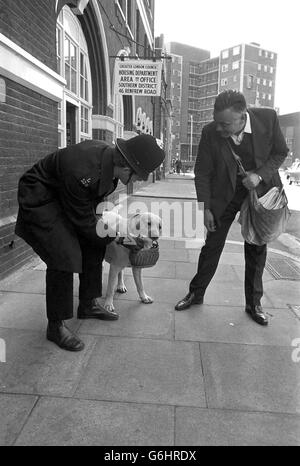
[{"xmin": 0, "ymin": 0, "xmax": 158, "ymax": 279}]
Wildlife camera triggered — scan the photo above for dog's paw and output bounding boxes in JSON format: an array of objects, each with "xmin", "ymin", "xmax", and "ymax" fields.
[
  {"xmin": 104, "ymin": 302, "xmax": 115, "ymax": 312},
  {"xmin": 140, "ymin": 294, "xmax": 153, "ymax": 304},
  {"xmin": 116, "ymin": 285, "xmax": 127, "ymax": 294}
]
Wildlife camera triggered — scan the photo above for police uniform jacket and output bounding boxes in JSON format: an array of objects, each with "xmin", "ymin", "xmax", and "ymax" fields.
[
  {"xmin": 15, "ymin": 140, "xmax": 118, "ymax": 272},
  {"xmin": 194, "ymin": 108, "xmax": 289, "ymax": 225}
]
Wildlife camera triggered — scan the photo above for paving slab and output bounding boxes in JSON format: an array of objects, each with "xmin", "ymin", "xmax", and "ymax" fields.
[
  {"xmin": 175, "ymin": 239, "xmax": 203, "ymax": 249},
  {"xmin": 132, "ymin": 180, "xmax": 196, "ymax": 199},
  {"xmin": 175, "ymin": 304, "xmax": 300, "ymax": 346},
  {"xmin": 264, "ymin": 280, "xmax": 300, "ymax": 307},
  {"xmin": 104, "ymin": 276, "xmax": 189, "ymax": 305},
  {"xmin": 175, "ymin": 262, "xmax": 239, "ymax": 282},
  {"xmin": 0, "ymin": 292, "xmax": 80, "ymax": 332},
  {"xmin": 203, "ymin": 281, "xmax": 273, "ymax": 308},
  {"xmin": 106, "ymin": 274, "xmax": 271, "ymax": 309},
  {"xmin": 175, "ymin": 407, "xmax": 300, "ymax": 446},
  {"xmin": 75, "ymin": 337, "xmax": 206, "ymax": 407},
  {"xmin": 15, "ymin": 397, "xmax": 174, "ymax": 446},
  {"xmin": 201, "ymin": 342, "xmax": 300, "ymax": 414},
  {"xmin": 218, "ymin": 252, "xmax": 246, "ymax": 266},
  {"xmin": 103, "ymin": 259, "xmax": 176, "ymax": 279},
  {"xmin": 232, "ymin": 264, "xmax": 275, "ymax": 283},
  {"xmin": 0, "ymin": 269, "xmax": 45, "ymax": 294},
  {"xmin": 0, "ymin": 328, "xmax": 96, "ymax": 396},
  {"xmin": 181, "ymin": 240, "xmax": 244, "ymax": 254},
  {"xmin": 79, "ymin": 300, "xmax": 174, "ymax": 340},
  {"xmin": 187, "ymin": 249, "xmax": 199, "ymax": 264},
  {"xmin": 0, "ymin": 394, "xmax": 38, "ymax": 446},
  {"xmin": 160, "ymin": 248, "xmax": 190, "ymax": 262},
  {"xmin": 160, "ymin": 238, "xmax": 176, "ymax": 249}
]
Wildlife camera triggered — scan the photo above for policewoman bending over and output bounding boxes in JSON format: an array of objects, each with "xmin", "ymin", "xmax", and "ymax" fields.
[{"xmin": 16, "ymin": 135, "xmax": 165, "ymax": 351}]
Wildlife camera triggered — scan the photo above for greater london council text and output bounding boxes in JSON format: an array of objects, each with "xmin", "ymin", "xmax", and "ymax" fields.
[{"xmin": 118, "ymin": 69, "xmax": 159, "ymax": 94}]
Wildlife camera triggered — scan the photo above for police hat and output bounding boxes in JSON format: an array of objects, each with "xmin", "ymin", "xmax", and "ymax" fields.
[{"xmin": 116, "ymin": 134, "xmax": 165, "ymax": 181}]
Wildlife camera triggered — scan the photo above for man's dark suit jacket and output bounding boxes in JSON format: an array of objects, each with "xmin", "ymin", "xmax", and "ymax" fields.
[{"xmin": 194, "ymin": 108, "xmax": 289, "ymax": 224}]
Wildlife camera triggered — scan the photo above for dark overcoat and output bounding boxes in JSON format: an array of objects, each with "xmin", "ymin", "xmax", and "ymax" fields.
[
  {"xmin": 194, "ymin": 108, "xmax": 289, "ymax": 224},
  {"xmin": 15, "ymin": 140, "xmax": 118, "ymax": 272}
]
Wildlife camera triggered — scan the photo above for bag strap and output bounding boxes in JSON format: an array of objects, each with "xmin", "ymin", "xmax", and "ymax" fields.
[
  {"xmin": 226, "ymin": 140, "xmax": 286, "ymax": 194},
  {"xmin": 226, "ymin": 140, "xmax": 247, "ymax": 177}
]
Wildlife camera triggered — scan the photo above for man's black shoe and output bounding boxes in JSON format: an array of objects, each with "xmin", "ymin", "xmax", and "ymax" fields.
[
  {"xmin": 77, "ymin": 298, "xmax": 119, "ymax": 320},
  {"xmin": 175, "ymin": 292, "xmax": 203, "ymax": 311},
  {"xmin": 47, "ymin": 321, "xmax": 85, "ymax": 351},
  {"xmin": 245, "ymin": 305, "xmax": 268, "ymax": 326}
]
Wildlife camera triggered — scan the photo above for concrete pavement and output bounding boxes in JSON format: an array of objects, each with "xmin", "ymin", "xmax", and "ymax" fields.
[{"xmin": 0, "ymin": 176, "xmax": 299, "ymax": 446}]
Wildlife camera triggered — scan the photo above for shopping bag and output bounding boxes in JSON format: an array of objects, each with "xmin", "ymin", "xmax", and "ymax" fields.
[{"xmin": 239, "ymin": 187, "xmax": 290, "ymax": 245}]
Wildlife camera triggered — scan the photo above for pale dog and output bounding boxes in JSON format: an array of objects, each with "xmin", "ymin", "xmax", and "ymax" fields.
[{"xmin": 97, "ymin": 208, "xmax": 162, "ymax": 312}]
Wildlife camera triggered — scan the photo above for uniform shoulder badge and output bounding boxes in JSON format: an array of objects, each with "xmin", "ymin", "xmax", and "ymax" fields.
[{"xmin": 80, "ymin": 176, "xmax": 92, "ymax": 188}]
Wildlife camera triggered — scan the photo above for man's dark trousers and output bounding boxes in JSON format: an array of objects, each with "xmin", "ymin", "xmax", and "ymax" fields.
[
  {"xmin": 189, "ymin": 179, "xmax": 267, "ymax": 307},
  {"xmin": 46, "ymin": 239, "xmax": 105, "ymax": 321}
]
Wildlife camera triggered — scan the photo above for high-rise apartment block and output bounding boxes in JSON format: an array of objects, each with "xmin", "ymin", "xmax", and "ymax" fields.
[
  {"xmin": 188, "ymin": 56, "xmax": 219, "ymax": 158},
  {"xmin": 219, "ymin": 42, "xmax": 277, "ymax": 108},
  {"xmin": 165, "ymin": 42, "xmax": 210, "ymax": 163},
  {"xmin": 165, "ymin": 41, "xmax": 277, "ymax": 166}
]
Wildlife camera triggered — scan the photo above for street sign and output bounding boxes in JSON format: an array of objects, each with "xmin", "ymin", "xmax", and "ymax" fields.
[{"xmin": 115, "ymin": 60, "xmax": 163, "ymax": 96}]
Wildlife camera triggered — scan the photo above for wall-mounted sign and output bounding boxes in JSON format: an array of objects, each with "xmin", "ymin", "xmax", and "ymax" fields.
[
  {"xmin": 0, "ymin": 78, "xmax": 6, "ymax": 103},
  {"xmin": 115, "ymin": 60, "xmax": 163, "ymax": 97}
]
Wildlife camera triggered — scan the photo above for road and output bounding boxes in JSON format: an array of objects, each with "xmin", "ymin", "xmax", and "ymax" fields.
[
  {"xmin": 280, "ymin": 171, "xmax": 300, "ymax": 239},
  {"xmin": 165, "ymin": 172, "xmax": 300, "ymax": 257}
]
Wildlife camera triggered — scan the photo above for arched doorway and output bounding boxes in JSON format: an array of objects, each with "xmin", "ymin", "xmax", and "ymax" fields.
[{"xmin": 56, "ymin": 6, "xmax": 93, "ymax": 147}]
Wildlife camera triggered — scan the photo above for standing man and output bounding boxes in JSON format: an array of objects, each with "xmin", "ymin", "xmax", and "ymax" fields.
[
  {"xmin": 175, "ymin": 90, "xmax": 288, "ymax": 325},
  {"xmin": 175, "ymin": 158, "xmax": 182, "ymax": 174},
  {"xmin": 16, "ymin": 135, "xmax": 165, "ymax": 351}
]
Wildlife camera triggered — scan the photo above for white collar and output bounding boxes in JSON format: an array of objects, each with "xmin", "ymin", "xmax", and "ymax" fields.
[{"xmin": 231, "ymin": 112, "xmax": 252, "ymax": 145}]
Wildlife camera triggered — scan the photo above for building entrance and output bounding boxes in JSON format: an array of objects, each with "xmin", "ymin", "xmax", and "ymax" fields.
[{"xmin": 66, "ymin": 102, "xmax": 76, "ymax": 146}]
